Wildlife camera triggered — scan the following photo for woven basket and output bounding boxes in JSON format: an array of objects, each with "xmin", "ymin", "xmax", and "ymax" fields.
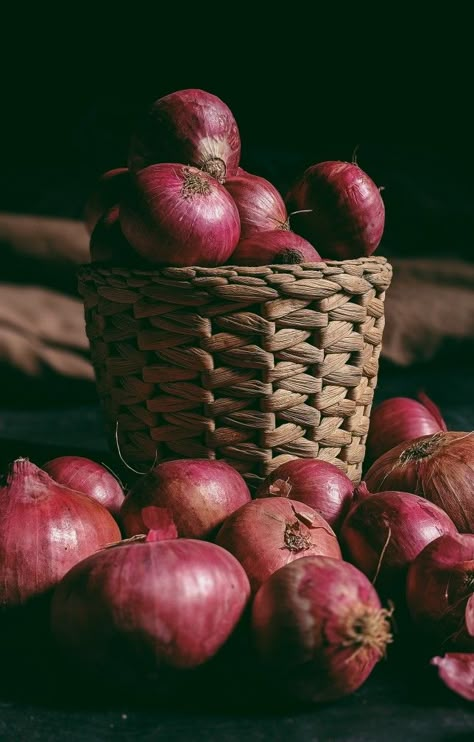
[{"xmin": 78, "ymin": 256, "xmax": 392, "ymax": 489}]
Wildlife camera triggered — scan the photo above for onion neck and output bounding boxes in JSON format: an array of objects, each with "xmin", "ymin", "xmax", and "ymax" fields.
[
  {"xmin": 399, "ymin": 432, "xmax": 446, "ymax": 463},
  {"xmin": 6, "ymin": 458, "xmax": 52, "ymax": 499},
  {"xmin": 202, "ymin": 157, "xmax": 226, "ymax": 183}
]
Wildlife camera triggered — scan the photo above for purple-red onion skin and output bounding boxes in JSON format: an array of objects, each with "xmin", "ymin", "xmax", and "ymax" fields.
[
  {"xmin": 340, "ymin": 486, "xmax": 458, "ymax": 589},
  {"xmin": 84, "ymin": 168, "xmax": 129, "ymax": 234},
  {"xmin": 224, "ymin": 172, "xmax": 288, "ymax": 239},
  {"xmin": 0, "ymin": 459, "xmax": 121, "ymax": 607},
  {"xmin": 406, "ymin": 533, "xmax": 474, "ymax": 651},
  {"xmin": 256, "ymin": 459, "xmax": 353, "ymax": 531},
  {"xmin": 128, "ymin": 89, "xmax": 241, "ymax": 182},
  {"xmin": 121, "ymin": 459, "xmax": 251, "ymax": 540},
  {"xmin": 367, "ymin": 396, "xmax": 446, "ymax": 462},
  {"xmin": 252, "ymin": 556, "xmax": 392, "ymax": 703},
  {"xmin": 43, "ymin": 456, "xmax": 125, "ymax": 518},
  {"xmin": 120, "ymin": 164, "xmax": 240, "ymax": 266},
  {"xmin": 286, "ymin": 161, "xmax": 385, "ymax": 260},
  {"xmin": 230, "ymin": 229, "xmax": 321, "ymax": 266},
  {"xmin": 215, "ymin": 497, "xmax": 341, "ymax": 594},
  {"xmin": 364, "ymin": 432, "xmax": 474, "ymax": 533},
  {"xmin": 51, "ymin": 539, "xmax": 250, "ymax": 677},
  {"xmin": 431, "ymin": 653, "xmax": 474, "ymax": 701},
  {"xmin": 89, "ymin": 206, "xmax": 138, "ymax": 265}
]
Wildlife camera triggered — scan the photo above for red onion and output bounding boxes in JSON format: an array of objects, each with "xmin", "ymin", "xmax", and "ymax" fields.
[
  {"xmin": 43, "ymin": 456, "xmax": 125, "ymax": 518},
  {"xmin": 0, "ymin": 459, "xmax": 121, "ymax": 609},
  {"xmin": 224, "ymin": 172, "xmax": 288, "ymax": 238},
  {"xmin": 51, "ymin": 535, "xmax": 250, "ymax": 681},
  {"xmin": 340, "ymin": 483, "xmax": 457, "ymax": 592},
  {"xmin": 120, "ymin": 164, "xmax": 240, "ymax": 266},
  {"xmin": 84, "ymin": 167, "xmax": 129, "ymax": 234},
  {"xmin": 365, "ymin": 432, "xmax": 474, "ymax": 533},
  {"xmin": 128, "ymin": 89, "xmax": 241, "ymax": 182},
  {"xmin": 230, "ymin": 229, "xmax": 321, "ymax": 266},
  {"xmin": 367, "ymin": 392, "xmax": 447, "ymax": 462},
  {"xmin": 406, "ymin": 533, "xmax": 474, "ymax": 651},
  {"xmin": 251, "ymin": 556, "xmax": 393, "ymax": 702},
  {"xmin": 431, "ymin": 653, "xmax": 474, "ymax": 701},
  {"xmin": 121, "ymin": 459, "xmax": 251, "ymax": 540},
  {"xmin": 467, "ymin": 595, "xmax": 474, "ymax": 637},
  {"xmin": 256, "ymin": 459, "xmax": 353, "ymax": 531},
  {"xmin": 89, "ymin": 206, "xmax": 138, "ymax": 264},
  {"xmin": 215, "ymin": 497, "xmax": 341, "ymax": 594},
  {"xmin": 286, "ymin": 161, "xmax": 385, "ymax": 260}
]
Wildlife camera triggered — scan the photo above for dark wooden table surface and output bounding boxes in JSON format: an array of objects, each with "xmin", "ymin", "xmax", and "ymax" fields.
[{"xmin": 1, "ymin": 360, "xmax": 473, "ymax": 741}]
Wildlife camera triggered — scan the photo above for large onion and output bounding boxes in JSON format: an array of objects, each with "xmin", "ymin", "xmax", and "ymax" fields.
[
  {"xmin": 286, "ymin": 161, "xmax": 385, "ymax": 260},
  {"xmin": 365, "ymin": 432, "xmax": 474, "ymax": 533},
  {"xmin": 120, "ymin": 164, "xmax": 240, "ymax": 266},
  {"xmin": 224, "ymin": 171, "xmax": 288, "ymax": 238},
  {"xmin": 215, "ymin": 497, "xmax": 341, "ymax": 593},
  {"xmin": 128, "ymin": 89, "xmax": 241, "ymax": 182}
]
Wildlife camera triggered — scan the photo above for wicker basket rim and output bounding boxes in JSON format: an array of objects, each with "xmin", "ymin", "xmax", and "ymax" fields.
[{"xmin": 78, "ymin": 255, "xmax": 389, "ymax": 279}]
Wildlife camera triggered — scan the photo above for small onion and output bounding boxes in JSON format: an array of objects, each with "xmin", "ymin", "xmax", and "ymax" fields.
[
  {"xmin": 43, "ymin": 456, "xmax": 125, "ymax": 517},
  {"xmin": 365, "ymin": 432, "xmax": 474, "ymax": 533},
  {"xmin": 252, "ymin": 556, "xmax": 393, "ymax": 703},
  {"xmin": 406, "ymin": 533, "xmax": 474, "ymax": 651},
  {"xmin": 120, "ymin": 164, "xmax": 240, "ymax": 266},
  {"xmin": 128, "ymin": 88, "xmax": 241, "ymax": 182},
  {"xmin": 51, "ymin": 535, "xmax": 250, "ymax": 683},
  {"xmin": 367, "ymin": 392, "xmax": 447, "ymax": 462},
  {"xmin": 83, "ymin": 167, "xmax": 129, "ymax": 234},
  {"xmin": 340, "ymin": 483, "xmax": 457, "ymax": 594},
  {"xmin": 256, "ymin": 459, "xmax": 354, "ymax": 531},
  {"xmin": 89, "ymin": 206, "xmax": 138, "ymax": 264},
  {"xmin": 431, "ymin": 653, "xmax": 474, "ymax": 701},
  {"xmin": 0, "ymin": 459, "xmax": 121, "ymax": 610},
  {"xmin": 224, "ymin": 171, "xmax": 288, "ymax": 238},
  {"xmin": 230, "ymin": 229, "xmax": 321, "ymax": 266},
  {"xmin": 121, "ymin": 459, "xmax": 251, "ymax": 540},
  {"xmin": 286, "ymin": 161, "xmax": 385, "ymax": 260},
  {"xmin": 215, "ymin": 497, "xmax": 341, "ymax": 593}
]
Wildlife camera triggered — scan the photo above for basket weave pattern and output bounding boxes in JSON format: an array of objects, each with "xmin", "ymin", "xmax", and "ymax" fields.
[{"xmin": 78, "ymin": 256, "xmax": 392, "ymax": 488}]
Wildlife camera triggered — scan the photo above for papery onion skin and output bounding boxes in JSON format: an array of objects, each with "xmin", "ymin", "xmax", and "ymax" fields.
[
  {"xmin": 51, "ymin": 538, "xmax": 250, "ymax": 681},
  {"xmin": 406, "ymin": 533, "xmax": 474, "ymax": 651},
  {"xmin": 84, "ymin": 168, "xmax": 129, "ymax": 234},
  {"xmin": 89, "ymin": 206, "xmax": 139, "ymax": 264},
  {"xmin": 255, "ymin": 459, "xmax": 353, "ymax": 531},
  {"xmin": 230, "ymin": 229, "xmax": 322, "ymax": 266},
  {"xmin": 120, "ymin": 164, "xmax": 240, "ymax": 266},
  {"xmin": 286, "ymin": 161, "xmax": 385, "ymax": 260},
  {"xmin": 224, "ymin": 172, "xmax": 288, "ymax": 239},
  {"xmin": 365, "ymin": 432, "xmax": 474, "ymax": 533},
  {"xmin": 252, "ymin": 556, "xmax": 393, "ymax": 703},
  {"xmin": 340, "ymin": 483, "xmax": 457, "ymax": 592},
  {"xmin": 215, "ymin": 497, "xmax": 341, "ymax": 594},
  {"xmin": 121, "ymin": 459, "xmax": 251, "ymax": 540},
  {"xmin": 367, "ymin": 393, "xmax": 447, "ymax": 462},
  {"xmin": 128, "ymin": 89, "xmax": 241, "ymax": 182},
  {"xmin": 0, "ymin": 459, "xmax": 121, "ymax": 609},
  {"xmin": 431, "ymin": 653, "xmax": 474, "ymax": 701},
  {"xmin": 43, "ymin": 456, "xmax": 125, "ymax": 517}
]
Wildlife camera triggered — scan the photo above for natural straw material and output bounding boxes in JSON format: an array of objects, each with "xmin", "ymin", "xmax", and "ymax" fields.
[{"xmin": 78, "ymin": 257, "xmax": 392, "ymax": 488}]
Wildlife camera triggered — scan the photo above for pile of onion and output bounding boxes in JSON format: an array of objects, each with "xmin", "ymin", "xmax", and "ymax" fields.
[
  {"xmin": 230, "ymin": 229, "xmax": 321, "ymax": 266},
  {"xmin": 285, "ymin": 161, "xmax": 385, "ymax": 260},
  {"xmin": 84, "ymin": 167, "xmax": 129, "ymax": 234},
  {"xmin": 0, "ymin": 459, "xmax": 120, "ymax": 611},
  {"xmin": 256, "ymin": 458, "xmax": 354, "ymax": 531},
  {"xmin": 215, "ymin": 497, "xmax": 341, "ymax": 593},
  {"xmin": 340, "ymin": 483, "xmax": 457, "ymax": 595},
  {"xmin": 367, "ymin": 392, "xmax": 447, "ymax": 462},
  {"xmin": 224, "ymin": 171, "xmax": 288, "ymax": 238},
  {"xmin": 51, "ymin": 528, "xmax": 250, "ymax": 684},
  {"xmin": 121, "ymin": 459, "xmax": 251, "ymax": 540},
  {"xmin": 120, "ymin": 164, "xmax": 240, "ymax": 266},
  {"xmin": 43, "ymin": 456, "xmax": 125, "ymax": 517},
  {"xmin": 128, "ymin": 88, "xmax": 241, "ymax": 183},
  {"xmin": 365, "ymin": 432, "xmax": 474, "ymax": 533},
  {"xmin": 406, "ymin": 533, "xmax": 474, "ymax": 651},
  {"xmin": 251, "ymin": 556, "xmax": 393, "ymax": 702}
]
